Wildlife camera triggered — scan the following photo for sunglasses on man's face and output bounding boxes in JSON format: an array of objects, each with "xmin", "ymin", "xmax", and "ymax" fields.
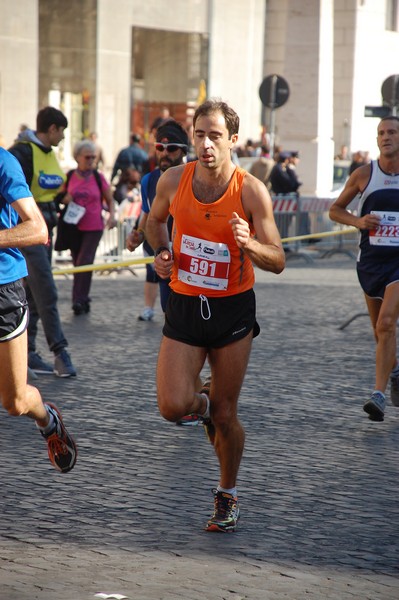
[
  {"xmin": 155, "ymin": 143, "xmax": 187, "ymax": 153},
  {"xmin": 83, "ymin": 155, "xmax": 96, "ymax": 159}
]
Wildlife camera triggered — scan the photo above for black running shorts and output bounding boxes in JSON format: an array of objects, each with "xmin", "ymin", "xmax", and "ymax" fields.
[
  {"xmin": 163, "ymin": 289, "xmax": 260, "ymax": 348},
  {"xmin": 357, "ymin": 257, "xmax": 399, "ymax": 299},
  {"xmin": 0, "ymin": 279, "xmax": 29, "ymax": 342}
]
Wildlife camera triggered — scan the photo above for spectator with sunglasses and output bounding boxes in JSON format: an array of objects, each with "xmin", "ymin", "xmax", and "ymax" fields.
[
  {"xmin": 56, "ymin": 140, "xmax": 117, "ymax": 316},
  {"xmin": 126, "ymin": 120, "xmax": 189, "ymax": 322}
]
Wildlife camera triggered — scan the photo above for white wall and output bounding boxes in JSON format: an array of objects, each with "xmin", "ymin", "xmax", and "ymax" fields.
[
  {"xmin": 207, "ymin": 0, "xmax": 265, "ymax": 147},
  {"xmin": 350, "ymin": 0, "xmax": 399, "ymax": 159},
  {"xmin": 264, "ymin": 0, "xmax": 334, "ymax": 195},
  {"xmin": 0, "ymin": 0, "xmax": 38, "ymax": 147},
  {"xmin": 333, "ymin": 0, "xmax": 356, "ymax": 156}
]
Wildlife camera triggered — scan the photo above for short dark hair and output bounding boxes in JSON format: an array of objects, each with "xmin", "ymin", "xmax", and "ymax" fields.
[
  {"xmin": 36, "ymin": 106, "xmax": 68, "ymax": 133},
  {"xmin": 379, "ymin": 116, "xmax": 399, "ymax": 125},
  {"xmin": 193, "ymin": 99, "xmax": 239, "ymax": 138},
  {"xmin": 131, "ymin": 133, "xmax": 141, "ymax": 144}
]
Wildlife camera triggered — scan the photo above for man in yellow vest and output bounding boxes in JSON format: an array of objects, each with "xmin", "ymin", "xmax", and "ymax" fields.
[{"xmin": 9, "ymin": 107, "xmax": 76, "ymax": 377}]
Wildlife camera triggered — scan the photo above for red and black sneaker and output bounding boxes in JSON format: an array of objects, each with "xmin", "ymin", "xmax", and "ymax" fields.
[
  {"xmin": 41, "ymin": 403, "xmax": 77, "ymax": 473},
  {"xmin": 176, "ymin": 414, "xmax": 201, "ymax": 426}
]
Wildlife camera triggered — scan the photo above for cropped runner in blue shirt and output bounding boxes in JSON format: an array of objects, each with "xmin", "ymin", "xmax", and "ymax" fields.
[{"xmin": 0, "ymin": 147, "xmax": 77, "ymax": 473}]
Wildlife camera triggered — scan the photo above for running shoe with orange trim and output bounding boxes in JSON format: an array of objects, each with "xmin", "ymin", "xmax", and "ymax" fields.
[
  {"xmin": 41, "ymin": 403, "xmax": 77, "ymax": 473},
  {"xmin": 205, "ymin": 488, "xmax": 240, "ymax": 532}
]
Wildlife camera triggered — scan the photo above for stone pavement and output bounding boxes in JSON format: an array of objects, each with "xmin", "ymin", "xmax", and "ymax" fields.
[{"xmin": 1, "ymin": 254, "xmax": 399, "ymax": 599}]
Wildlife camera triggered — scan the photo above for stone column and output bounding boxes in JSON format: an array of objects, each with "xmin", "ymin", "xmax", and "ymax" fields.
[{"xmin": 264, "ymin": 0, "xmax": 334, "ymax": 194}]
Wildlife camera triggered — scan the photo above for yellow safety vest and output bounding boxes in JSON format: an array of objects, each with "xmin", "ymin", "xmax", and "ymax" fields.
[{"xmin": 29, "ymin": 142, "xmax": 66, "ymax": 203}]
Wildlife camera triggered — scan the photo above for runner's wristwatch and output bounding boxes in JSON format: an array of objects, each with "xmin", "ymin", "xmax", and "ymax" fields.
[{"xmin": 155, "ymin": 246, "xmax": 170, "ymax": 257}]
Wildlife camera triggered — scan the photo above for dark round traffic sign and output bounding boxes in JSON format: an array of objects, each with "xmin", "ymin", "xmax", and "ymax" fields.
[
  {"xmin": 259, "ymin": 74, "xmax": 290, "ymax": 109},
  {"xmin": 381, "ymin": 75, "xmax": 399, "ymax": 107}
]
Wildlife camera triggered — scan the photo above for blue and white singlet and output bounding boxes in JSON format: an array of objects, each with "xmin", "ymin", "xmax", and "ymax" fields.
[{"xmin": 357, "ymin": 160, "xmax": 399, "ymax": 298}]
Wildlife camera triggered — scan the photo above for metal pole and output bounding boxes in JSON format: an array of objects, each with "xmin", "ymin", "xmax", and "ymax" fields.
[
  {"xmin": 392, "ymin": 75, "xmax": 399, "ymax": 116},
  {"xmin": 269, "ymin": 75, "xmax": 277, "ymax": 158},
  {"xmin": 269, "ymin": 109, "xmax": 276, "ymax": 159}
]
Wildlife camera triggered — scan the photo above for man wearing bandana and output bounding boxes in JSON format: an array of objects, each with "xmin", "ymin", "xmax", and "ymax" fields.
[{"xmin": 127, "ymin": 120, "xmax": 190, "ymax": 319}]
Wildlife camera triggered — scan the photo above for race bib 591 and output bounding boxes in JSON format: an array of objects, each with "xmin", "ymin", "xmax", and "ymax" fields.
[{"xmin": 177, "ymin": 234, "xmax": 230, "ymax": 290}]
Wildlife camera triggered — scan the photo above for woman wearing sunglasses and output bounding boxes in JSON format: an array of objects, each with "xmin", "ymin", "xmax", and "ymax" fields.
[{"xmin": 58, "ymin": 140, "xmax": 116, "ymax": 315}]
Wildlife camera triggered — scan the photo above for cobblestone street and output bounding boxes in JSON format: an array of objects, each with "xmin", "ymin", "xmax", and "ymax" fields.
[{"xmin": 1, "ymin": 256, "xmax": 398, "ymax": 599}]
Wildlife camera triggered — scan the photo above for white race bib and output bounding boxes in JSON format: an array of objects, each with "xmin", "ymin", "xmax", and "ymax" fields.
[
  {"xmin": 177, "ymin": 234, "xmax": 231, "ymax": 290},
  {"xmin": 369, "ymin": 211, "xmax": 399, "ymax": 246},
  {"xmin": 63, "ymin": 201, "xmax": 86, "ymax": 225}
]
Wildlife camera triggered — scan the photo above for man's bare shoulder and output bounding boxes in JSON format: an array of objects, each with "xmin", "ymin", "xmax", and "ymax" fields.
[
  {"xmin": 352, "ymin": 162, "xmax": 372, "ymax": 186},
  {"xmin": 240, "ymin": 170, "xmax": 273, "ymax": 220},
  {"xmin": 242, "ymin": 170, "xmax": 271, "ymax": 200}
]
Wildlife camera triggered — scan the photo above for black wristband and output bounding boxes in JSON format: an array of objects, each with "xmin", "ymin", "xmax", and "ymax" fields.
[{"xmin": 155, "ymin": 246, "xmax": 169, "ymax": 257}]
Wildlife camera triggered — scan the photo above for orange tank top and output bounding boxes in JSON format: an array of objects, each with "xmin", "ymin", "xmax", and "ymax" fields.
[{"xmin": 169, "ymin": 161, "xmax": 255, "ymax": 297}]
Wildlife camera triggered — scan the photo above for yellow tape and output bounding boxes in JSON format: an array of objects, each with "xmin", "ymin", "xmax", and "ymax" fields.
[
  {"xmin": 281, "ymin": 227, "xmax": 356, "ymax": 243},
  {"xmin": 52, "ymin": 227, "xmax": 356, "ymax": 276},
  {"xmin": 52, "ymin": 255, "xmax": 154, "ymax": 275}
]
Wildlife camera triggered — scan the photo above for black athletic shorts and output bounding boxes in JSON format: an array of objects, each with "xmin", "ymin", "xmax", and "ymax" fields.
[
  {"xmin": 0, "ymin": 279, "xmax": 29, "ymax": 342},
  {"xmin": 163, "ymin": 289, "xmax": 260, "ymax": 348}
]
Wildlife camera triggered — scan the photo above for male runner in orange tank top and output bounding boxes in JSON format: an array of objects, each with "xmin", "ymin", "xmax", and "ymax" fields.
[{"xmin": 146, "ymin": 99, "xmax": 285, "ymax": 532}]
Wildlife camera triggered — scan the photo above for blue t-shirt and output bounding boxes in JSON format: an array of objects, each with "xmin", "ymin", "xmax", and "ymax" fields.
[
  {"xmin": 140, "ymin": 168, "xmax": 161, "ymax": 213},
  {"xmin": 140, "ymin": 169, "xmax": 162, "ymax": 255},
  {"xmin": 0, "ymin": 148, "xmax": 32, "ymax": 284}
]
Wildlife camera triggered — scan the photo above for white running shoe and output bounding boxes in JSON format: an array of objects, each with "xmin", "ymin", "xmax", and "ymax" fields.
[
  {"xmin": 138, "ymin": 307, "xmax": 154, "ymax": 321},
  {"xmin": 363, "ymin": 391, "xmax": 385, "ymax": 422}
]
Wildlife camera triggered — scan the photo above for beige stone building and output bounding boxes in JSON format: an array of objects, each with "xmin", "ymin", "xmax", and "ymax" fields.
[{"xmin": 1, "ymin": 0, "xmax": 399, "ymax": 194}]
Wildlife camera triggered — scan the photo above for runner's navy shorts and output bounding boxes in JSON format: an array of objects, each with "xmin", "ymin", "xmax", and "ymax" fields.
[
  {"xmin": 163, "ymin": 288, "xmax": 260, "ymax": 348},
  {"xmin": 145, "ymin": 262, "xmax": 159, "ymax": 284},
  {"xmin": 357, "ymin": 257, "xmax": 399, "ymax": 299},
  {"xmin": 143, "ymin": 242, "xmax": 159, "ymax": 284},
  {"xmin": 0, "ymin": 279, "xmax": 29, "ymax": 342}
]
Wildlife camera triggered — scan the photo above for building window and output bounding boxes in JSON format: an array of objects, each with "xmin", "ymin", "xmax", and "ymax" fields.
[
  {"xmin": 386, "ymin": 0, "xmax": 399, "ymax": 31},
  {"xmin": 131, "ymin": 27, "xmax": 208, "ymax": 142}
]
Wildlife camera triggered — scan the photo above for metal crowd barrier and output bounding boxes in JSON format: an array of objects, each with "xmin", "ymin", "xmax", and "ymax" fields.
[
  {"xmin": 53, "ymin": 218, "xmax": 144, "ymax": 276},
  {"xmin": 272, "ymin": 194, "xmax": 358, "ymax": 261}
]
